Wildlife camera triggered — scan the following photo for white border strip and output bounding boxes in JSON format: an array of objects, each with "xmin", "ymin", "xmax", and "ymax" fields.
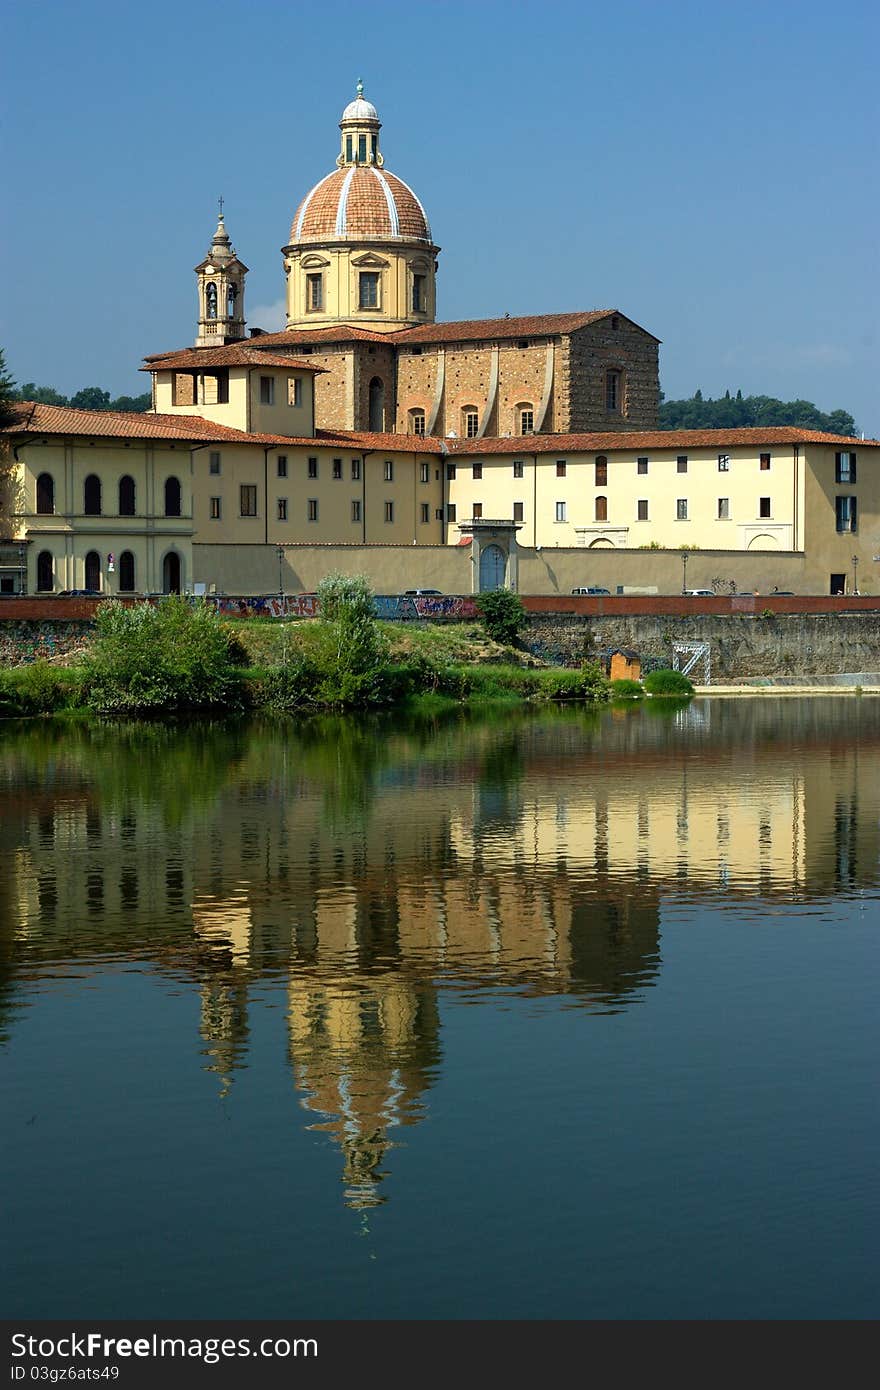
[
  {"xmin": 335, "ymin": 166, "xmax": 357, "ymax": 236},
  {"xmin": 371, "ymin": 168, "xmax": 400, "ymax": 236},
  {"xmin": 294, "ymin": 173, "xmax": 333, "ymax": 239}
]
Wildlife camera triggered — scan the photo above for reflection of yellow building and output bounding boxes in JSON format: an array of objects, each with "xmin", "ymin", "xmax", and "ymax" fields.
[{"xmin": 4, "ymin": 706, "xmax": 880, "ymax": 1208}]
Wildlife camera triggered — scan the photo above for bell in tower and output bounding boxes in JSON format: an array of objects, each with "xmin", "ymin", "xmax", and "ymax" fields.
[{"xmin": 195, "ymin": 202, "xmax": 248, "ymax": 347}]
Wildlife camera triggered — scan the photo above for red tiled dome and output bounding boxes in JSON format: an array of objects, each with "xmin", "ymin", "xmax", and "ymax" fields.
[{"xmin": 289, "ymin": 166, "xmax": 432, "ymax": 245}]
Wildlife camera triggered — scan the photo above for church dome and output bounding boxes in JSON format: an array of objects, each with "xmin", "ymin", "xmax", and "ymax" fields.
[{"xmin": 289, "ymin": 166, "xmax": 432, "ymax": 244}]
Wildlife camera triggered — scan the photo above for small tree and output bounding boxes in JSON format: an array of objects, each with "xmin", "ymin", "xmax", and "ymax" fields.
[
  {"xmin": 314, "ymin": 572, "xmax": 389, "ymax": 704},
  {"xmin": 476, "ymin": 588, "xmax": 527, "ymax": 646},
  {"xmin": 0, "ymin": 349, "xmax": 17, "ymax": 426}
]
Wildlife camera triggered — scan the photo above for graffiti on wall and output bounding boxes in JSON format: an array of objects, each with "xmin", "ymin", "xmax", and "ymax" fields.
[
  {"xmin": 0, "ymin": 621, "xmax": 93, "ymax": 668},
  {"xmin": 208, "ymin": 594, "xmax": 477, "ymax": 621},
  {"xmin": 208, "ymin": 594, "xmax": 320, "ymax": 619}
]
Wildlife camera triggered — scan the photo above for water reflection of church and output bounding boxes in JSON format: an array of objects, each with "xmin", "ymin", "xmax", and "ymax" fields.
[{"xmin": 3, "ymin": 703, "xmax": 879, "ymax": 1208}]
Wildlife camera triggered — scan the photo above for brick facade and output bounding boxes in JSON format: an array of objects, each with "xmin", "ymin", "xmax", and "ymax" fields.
[{"xmin": 306, "ymin": 314, "xmax": 659, "ymax": 436}]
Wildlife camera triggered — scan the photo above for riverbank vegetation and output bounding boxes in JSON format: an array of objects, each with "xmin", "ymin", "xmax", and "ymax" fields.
[{"xmin": 0, "ymin": 577, "xmax": 695, "ymax": 718}]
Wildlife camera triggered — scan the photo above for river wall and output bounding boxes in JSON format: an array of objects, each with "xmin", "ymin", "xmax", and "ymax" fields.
[
  {"xmin": 523, "ymin": 611, "xmax": 880, "ymax": 680},
  {"xmin": 3, "ymin": 601, "xmax": 880, "ymax": 679}
]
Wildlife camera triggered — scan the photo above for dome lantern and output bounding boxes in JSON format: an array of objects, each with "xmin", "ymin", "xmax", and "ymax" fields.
[{"xmin": 282, "ymin": 86, "xmax": 439, "ymax": 333}]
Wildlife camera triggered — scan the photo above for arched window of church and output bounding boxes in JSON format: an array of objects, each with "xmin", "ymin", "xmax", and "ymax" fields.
[
  {"xmin": 462, "ymin": 407, "xmax": 479, "ymax": 439},
  {"xmin": 84, "ymin": 474, "xmax": 102, "ymax": 516},
  {"xmin": 227, "ymin": 283, "xmax": 237, "ymax": 317},
  {"xmin": 206, "ymin": 283, "xmax": 218, "ymax": 319},
  {"xmin": 164, "ymin": 477, "xmax": 182, "ymax": 518},
  {"xmin": 119, "ymin": 475, "xmax": 136, "ymax": 516},
  {"xmin": 119, "ymin": 551, "xmax": 135, "ymax": 592},
  {"xmin": 36, "ymin": 551, "xmax": 54, "ymax": 591},
  {"xmin": 595, "ymin": 456, "xmax": 608, "ymax": 487},
  {"xmin": 36, "ymin": 473, "xmax": 55, "ymax": 515},
  {"xmin": 517, "ymin": 404, "xmax": 534, "ymax": 435},
  {"xmin": 369, "ymin": 377, "xmax": 385, "ymax": 432},
  {"xmin": 595, "ymin": 496, "xmax": 608, "ymax": 522},
  {"xmin": 409, "ymin": 410, "xmax": 425, "ymax": 437},
  {"xmin": 605, "ymin": 369, "xmax": 622, "ymax": 413}
]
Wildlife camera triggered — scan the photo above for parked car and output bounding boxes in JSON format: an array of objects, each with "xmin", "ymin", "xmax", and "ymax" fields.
[
  {"xmin": 405, "ymin": 588, "xmax": 443, "ymax": 596},
  {"xmin": 571, "ymin": 586, "xmax": 611, "ymax": 596},
  {"xmin": 683, "ymin": 588, "xmax": 717, "ymax": 597}
]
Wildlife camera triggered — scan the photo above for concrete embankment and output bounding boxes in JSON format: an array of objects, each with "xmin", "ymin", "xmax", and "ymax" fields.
[{"xmin": 523, "ymin": 610, "xmax": 880, "ymax": 681}]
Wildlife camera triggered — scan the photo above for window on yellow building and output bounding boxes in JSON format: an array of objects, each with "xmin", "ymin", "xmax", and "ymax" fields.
[
  {"xmin": 557, "ymin": 461, "xmax": 567, "ymax": 478},
  {"xmin": 259, "ymin": 377, "xmax": 275, "ymax": 405},
  {"xmin": 556, "ymin": 501, "xmax": 566, "ymax": 522},
  {"xmin": 595, "ymin": 496, "xmax": 607, "ymax": 522},
  {"xmin": 307, "ymin": 499, "xmax": 318, "ymax": 522},
  {"xmin": 277, "ymin": 456, "xmax": 288, "ymax": 478},
  {"xmin": 718, "ymin": 498, "xmax": 729, "ymax": 519},
  {"xmin": 473, "ymin": 463, "xmax": 482, "ymax": 480},
  {"xmin": 513, "ymin": 502, "xmax": 524, "ymax": 522},
  {"xmin": 637, "ymin": 499, "xmax": 648, "ymax": 521},
  {"xmin": 210, "ymin": 497, "xmax": 221, "ymax": 520},
  {"xmin": 333, "ymin": 459, "xmax": 343, "ymax": 479},
  {"xmin": 677, "ymin": 498, "xmax": 688, "ymax": 520},
  {"xmin": 420, "ymin": 503, "xmax": 430, "ymax": 523},
  {"xmin": 473, "ymin": 503, "xmax": 483, "ymax": 519},
  {"xmin": 352, "ymin": 499, "xmax": 361, "ymax": 522},
  {"xmin": 308, "ymin": 457, "xmax": 318, "ymax": 479},
  {"xmin": 513, "ymin": 461, "xmax": 524, "ymax": 479},
  {"xmin": 759, "ymin": 497, "xmax": 772, "ymax": 518},
  {"xmin": 384, "ymin": 460, "xmax": 394, "ymax": 482},
  {"xmin": 351, "ymin": 458, "xmax": 361, "ymax": 480},
  {"xmin": 240, "ymin": 485, "xmax": 257, "ymax": 517},
  {"xmin": 420, "ymin": 461, "xmax": 429, "ymax": 483},
  {"xmin": 760, "ymin": 453, "xmax": 771, "ymax": 471},
  {"xmin": 384, "ymin": 500, "xmax": 394, "ymax": 523},
  {"xmin": 277, "ymin": 498, "xmax": 288, "ymax": 521}
]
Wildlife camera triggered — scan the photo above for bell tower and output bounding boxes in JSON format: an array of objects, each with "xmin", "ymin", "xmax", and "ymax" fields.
[{"xmin": 195, "ymin": 203, "xmax": 248, "ymax": 347}]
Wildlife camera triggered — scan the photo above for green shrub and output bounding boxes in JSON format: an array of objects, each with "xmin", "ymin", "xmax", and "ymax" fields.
[
  {"xmin": 311, "ymin": 572, "xmax": 391, "ymax": 708},
  {"xmin": 610, "ymin": 677, "xmax": 644, "ymax": 698},
  {"xmin": 84, "ymin": 597, "xmax": 247, "ymax": 715},
  {"xmin": 643, "ymin": 667, "xmax": 695, "ymax": 696},
  {"xmin": 475, "ymin": 588, "xmax": 527, "ymax": 646},
  {"xmin": 0, "ymin": 663, "xmax": 85, "ymax": 717}
]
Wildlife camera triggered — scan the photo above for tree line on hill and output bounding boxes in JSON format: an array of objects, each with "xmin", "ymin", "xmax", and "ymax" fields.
[{"xmin": 659, "ymin": 389, "xmax": 856, "ymax": 436}]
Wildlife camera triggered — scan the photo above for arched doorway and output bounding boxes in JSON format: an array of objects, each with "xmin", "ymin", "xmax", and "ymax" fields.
[
  {"xmin": 479, "ymin": 543, "xmax": 507, "ymax": 592},
  {"xmin": 368, "ymin": 377, "xmax": 385, "ymax": 431},
  {"xmin": 85, "ymin": 551, "xmax": 101, "ymax": 591},
  {"xmin": 119, "ymin": 551, "xmax": 135, "ymax": 592},
  {"xmin": 162, "ymin": 551, "xmax": 181, "ymax": 594},
  {"xmin": 36, "ymin": 551, "xmax": 54, "ymax": 591}
]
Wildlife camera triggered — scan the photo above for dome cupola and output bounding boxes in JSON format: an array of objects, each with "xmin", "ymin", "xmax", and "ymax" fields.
[{"xmin": 282, "ymin": 84, "xmax": 438, "ymax": 333}]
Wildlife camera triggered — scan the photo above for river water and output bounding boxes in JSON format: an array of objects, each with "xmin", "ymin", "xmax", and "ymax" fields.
[{"xmin": 1, "ymin": 698, "xmax": 877, "ymax": 1319}]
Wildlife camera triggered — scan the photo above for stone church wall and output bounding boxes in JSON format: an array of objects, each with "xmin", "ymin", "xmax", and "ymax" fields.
[{"xmin": 562, "ymin": 320, "xmax": 659, "ymax": 432}]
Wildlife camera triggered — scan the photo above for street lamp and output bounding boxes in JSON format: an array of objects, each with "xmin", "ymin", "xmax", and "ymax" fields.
[
  {"xmin": 277, "ymin": 546, "xmax": 285, "ymax": 606},
  {"xmin": 681, "ymin": 551, "xmax": 689, "ymax": 594},
  {"xmin": 852, "ymin": 554, "xmax": 859, "ymax": 595}
]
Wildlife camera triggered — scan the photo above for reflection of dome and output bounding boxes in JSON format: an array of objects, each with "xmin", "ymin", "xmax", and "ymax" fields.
[{"xmin": 289, "ymin": 167, "xmax": 432, "ymax": 244}]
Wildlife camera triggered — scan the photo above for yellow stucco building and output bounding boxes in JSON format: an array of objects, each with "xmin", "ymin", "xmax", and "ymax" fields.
[{"xmin": 1, "ymin": 82, "xmax": 877, "ymax": 598}]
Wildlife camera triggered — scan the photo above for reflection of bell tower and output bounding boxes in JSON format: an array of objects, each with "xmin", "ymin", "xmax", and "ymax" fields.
[
  {"xmin": 195, "ymin": 204, "xmax": 248, "ymax": 347},
  {"xmin": 288, "ymin": 972, "xmax": 440, "ymax": 1210}
]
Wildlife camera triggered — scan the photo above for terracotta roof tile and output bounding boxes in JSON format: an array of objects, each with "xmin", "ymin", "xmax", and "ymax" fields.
[
  {"xmin": 393, "ymin": 310, "xmax": 661, "ymax": 345},
  {"xmin": 288, "ymin": 166, "xmax": 432, "ymax": 244},
  {"xmin": 141, "ymin": 345, "xmax": 324, "ymax": 372},
  {"xmin": 449, "ymin": 427, "xmax": 877, "ymax": 454}
]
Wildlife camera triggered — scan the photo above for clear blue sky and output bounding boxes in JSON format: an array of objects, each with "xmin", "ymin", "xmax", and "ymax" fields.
[{"xmin": 2, "ymin": 0, "xmax": 878, "ymax": 432}]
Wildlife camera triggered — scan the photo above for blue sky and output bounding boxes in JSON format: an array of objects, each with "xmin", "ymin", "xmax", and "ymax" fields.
[{"xmin": 2, "ymin": 0, "xmax": 878, "ymax": 432}]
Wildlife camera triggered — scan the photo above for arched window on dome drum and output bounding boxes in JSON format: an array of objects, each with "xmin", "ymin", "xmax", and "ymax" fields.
[
  {"xmin": 164, "ymin": 477, "xmax": 182, "ymax": 518},
  {"xmin": 119, "ymin": 475, "xmax": 136, "ymax": 516},
  {"xmin": 36, "ymin": 473, "xmax": 55, "ymax": 515},
  {"xmin": 118, "ymin": 551, "xmax": 135, "ymax": 592},
  {"xmin": 36, "ymin": 551, "xmax": 54, "ymax": 592},
  {"xmin": 595, "ymin": 496, "xmax": 608, "ymax": 522},
  {"xmin": 84, "ymin": 475, "xmax": 102, "ymax": 516},
  {"xmin": 306, "ymin": 274, "xmax": 323, "ymax": 312},
  {"xmin": 206, "ymin": 283, "xmax": 217, "ymax": 319},
  {"xmin": 368, "ymin": 378, "xmax": 385, "ymax": 432}
]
